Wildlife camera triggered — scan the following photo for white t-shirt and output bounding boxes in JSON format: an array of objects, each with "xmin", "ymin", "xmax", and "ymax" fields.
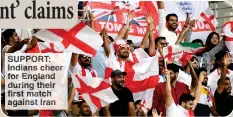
[
  {"xmin": 158, "ymin": 9, "xmax": 178, "ymax": 45},
  {"xmin": 198, "ymin": 85, "xmax": 213, "ymax": 107},
  {"xmin": 166, "ymin": 101, "xmax": 189, "ymax": 117},
  {"xmin": 207, "ymin": 69, "xmax": 233, "ymax": 95}
]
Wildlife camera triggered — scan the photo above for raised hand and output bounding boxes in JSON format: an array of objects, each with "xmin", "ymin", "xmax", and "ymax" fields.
[
  {"xmin": 148, "ymin": 23, "xmax": 155, "ymax": 32},
  {"xmin": 152, "ymin": 108, "xmax": 162, "ymax": 117},
  {"xmin": 199, "ymin": 71, "xmax": 206, "ymax": 82},
  {"xmin": 127, "ymin": 12, "xmax": 135, "ymax": 23},
  {"xmin": 184, "ymin": 13, "xmax": 190, "ymax": 27},
  {"xmin": 223, "ymin": 53, "xmax": 232, "ymax": 67},
  {"xmin": 146, "ymin": 13, "xmax": 154, "ymax": 24},
  {"xmin": 88, "ymin": 11, "xmax": 94, "ymax": 21},
  {"xmin": 164, "ymin": 69, "xmax": 170, "ymax": 81}
]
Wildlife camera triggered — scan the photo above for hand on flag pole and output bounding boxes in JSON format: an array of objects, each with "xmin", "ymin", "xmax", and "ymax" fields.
[{"xmin": 183, "ymin": 13, "xmax": 195, "ymax": 32}]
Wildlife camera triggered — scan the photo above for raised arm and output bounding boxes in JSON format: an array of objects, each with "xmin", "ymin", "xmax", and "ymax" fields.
[
  {"xmin": 165, "ymin": 69, "xmax": 173, "ymax": 107},
  {"xmin": 140, "ymin": 25, "xmax": 151, "ymax": 49},
  {"xmin": 115, "ymin": 13, "xmax": 134, "ymax": 41},
  {"xmin": 192, "ymin": 71, "xmax": 204, "ymax": 105},
  {"xmin": 101, "ymin": 28, "xmax": 111, "ymax": 57},
  {"xmin": 157, "ymin": 1, "xmax": 166, "ymax": 36},
  {"xmin": 188, "ymin": 61, "xmax": 199, "ymax": 91},
  {"xmin": 148, "ymin": 26, "xmax": 156, "ymax": 56},
  {"xmin": 123, "ymin": 23, "xmax": 130, "ymax": 40},
  {"xmin": 88, "ymin": 11, "xmax": 95, "ymax": 29},
  {"xmin": 216, "ymin": 53, "xmax": 231, "ymax": 94},
  {"xmin": 102, "ymin": 104, "xmax": 111, "ymax": 117},
  {"xmin": 128, "ymin": 102, "xmax": 136, "ymax": 116},
  {"xmin": 192, "ymin": 71, "xmax": 205, "ymax": 110},
  {"xmin": 175, "ymin": 14, "xmax": 195, "ymax": 44},
  {"xmin": 147, "ymin": 14, "xmax": 156, "ymax": 56},
  {"xmin": 66, "ymin": 85, "xmax": 75, "ymax": 114}
]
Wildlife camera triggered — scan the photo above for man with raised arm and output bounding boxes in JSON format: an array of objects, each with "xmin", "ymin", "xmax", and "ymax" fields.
[
  {"xmin": 214, "ymin": 52, "xmax": 233, "ymax": 116},
  {"xmin": 103, "ymin": 13, "xmax": 155, "ymax": 72},
  {"xmin": 157, "ymin": 1, "xmax": 194, "ymax": 45},
  {"xmin": 164, "ymin": 65, "xmax": 204, "ymax": 117}
]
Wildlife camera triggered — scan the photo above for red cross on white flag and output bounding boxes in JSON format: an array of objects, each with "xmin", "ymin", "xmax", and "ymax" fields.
[
  {"xmin": 71, "ymin": 73, "xmax": 118, "ymax": 113},
  {"xmin": 33, "ymin": 21, "xmax": 103, "ymax": 56},
  {"xmin": 222, "ymin": 22, "xmax": 233, "ymax": 52},
  {"xmin": 199, "ymin": 7, "xmax": 218, "ymax": 31}
]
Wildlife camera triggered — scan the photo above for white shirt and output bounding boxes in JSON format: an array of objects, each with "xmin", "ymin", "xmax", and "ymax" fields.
[
  {"xmin": 198, "ymin": 85, "xmax": 213, "ymax": 107},
  {"xmin": 166, "ymin": 101, "xmax": 189, "ymax": 117},
  {"xmin": 158, "ymin": 9, "xmax": 178, "ymax": 45},
  {"xmin": 208, "ymin": 69, "xmax": 233, "ymax": 95}
]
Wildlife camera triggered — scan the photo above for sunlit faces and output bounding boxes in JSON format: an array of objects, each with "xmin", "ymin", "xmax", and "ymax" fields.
[
  {"xmin": 78, "ymin": 54, "xmax": 91, "ymax": 67},
  {"xmin": 183, "ymin": 100, "xmax": 194, "ymax": 110},
  {"xmin": 117, "ymin": 44, "xmax": 130, "ymax": 59},
  {"xmin": 112, "ymin": 74, "xmax": 125, "ymax": 88},
  {"xmin": 167, "ymin": 16, "xmax": 178, "ymax": 31}
]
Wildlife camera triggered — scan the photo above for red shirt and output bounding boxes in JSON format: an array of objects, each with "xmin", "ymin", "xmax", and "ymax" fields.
[{"xmin": 152, "ymin": 81, "xmax": 190, "ymax": 116}]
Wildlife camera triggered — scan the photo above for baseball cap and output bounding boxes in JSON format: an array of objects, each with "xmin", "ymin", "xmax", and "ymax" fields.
[{"xmin": 111, "ymin": 69, "xmax": 127, "ymax": 77}]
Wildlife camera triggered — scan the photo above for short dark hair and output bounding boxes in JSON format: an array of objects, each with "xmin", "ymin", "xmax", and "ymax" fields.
[
  {"xmin": 134, "ymin": 100, "xmax": 141, "ymax": 106},
  {"xmin": 179, "ymin": 93, "xmax": 195, "ymax": 105},
  {"xmin": 78, "ymin": 100, "xmax": 86, "ymax": 108},
  {"xmin": 217, "ymin": 77, "xmax": 230, "ymax": 85},
  {"xmin": 191, "ymin": 39, "xmax": 204, "ymax": 47},
  {"xmin": 167, "ymin": 63, "xmax": 180, "ymax": 73},
  {"xmin": 154, "ymin": 37, "xmax": 166, "ymax": 45},
  {"xmin": 108, "ymin": 36, "xmax": 114, "ymax": 42},
  {"xmin": 196, "ymin": 67, "xmax": 207, "ymax": 77},
  {"xmin": 166, "ymin": 13, "xmax": 178, "ymax": 22},
  {"xmin": 2, "ymin": 29, "xmax": 15, "ymax": 43},
  {"xmin": 215, "ymin": 50, "xmax": 228, "ymax": 62},
  {"xmin": 127, "ymin": 40, "xmax": 133, "ymax": 45}
]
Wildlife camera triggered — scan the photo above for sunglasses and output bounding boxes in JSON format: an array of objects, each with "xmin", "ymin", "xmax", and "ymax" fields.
[{"xmin": 80, "ymin": 55, "xmax": 91, "ymax": 58}]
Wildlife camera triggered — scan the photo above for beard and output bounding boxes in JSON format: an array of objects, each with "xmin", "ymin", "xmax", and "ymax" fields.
[
  {"xmin": 119, "ymin": 52, "xmax": 129, "ymax": 59},
  {"xmin": 80, "ymin": 111, "xmax": 91, "ymax": 116},
  {"xmin": 202, "ymin": 82, "xmax": 207, "ymax": 86},
  {"xmin": 168, "ymin": 24, "xmax": 177, "ymax": 31},
  {"xmin": 80, "ymin": 62, "xmax": 91, "ymax": 68}
]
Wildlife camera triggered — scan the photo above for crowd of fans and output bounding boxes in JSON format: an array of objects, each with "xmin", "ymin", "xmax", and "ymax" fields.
[{"xmin": 1, "ymin": 1, "xmax": 233, "ymax": 117}]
